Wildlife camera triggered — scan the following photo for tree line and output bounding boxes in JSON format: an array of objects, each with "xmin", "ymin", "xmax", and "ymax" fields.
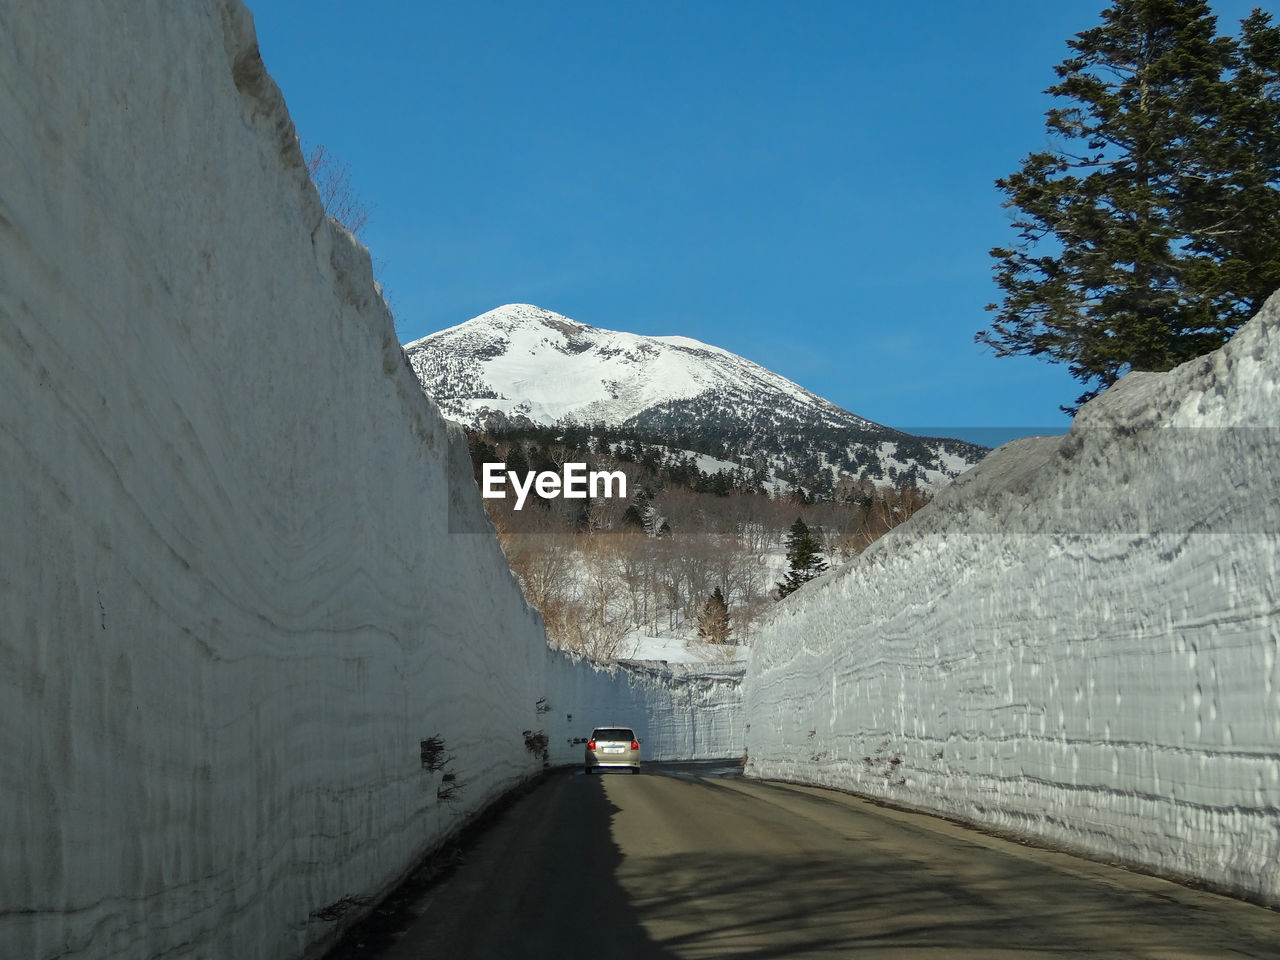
[{"xmin": 471, "ymin": 431, "xmax": 928, "ymax": 658}]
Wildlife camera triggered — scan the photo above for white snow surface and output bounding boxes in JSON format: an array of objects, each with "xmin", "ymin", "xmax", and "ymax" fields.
[
  {"xmin": 622, "ymin": 633, "xmax": 749, "ymax": 665},
  {"xmin": 0, "ymin": 5, "xmax": 741, "ymax": 959},
  {"xmin": 403, "ymin": 304, "xmax": 984, "ymax": 494},
  {"xmin": 404, "ymin": 302, "xmax": 875, "ymax": 430},
  {"xmin": 742, "ymin": 293, "xmax": 1280, "ymax": 905}
]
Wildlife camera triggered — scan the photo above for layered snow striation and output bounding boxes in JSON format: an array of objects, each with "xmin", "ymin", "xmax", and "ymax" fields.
[
  {"xmin": 742, "ymin": 293, "xmax": 1280, "ymax": 905},
  {"xmin": 0, "ymin": 5, "xmax": 740, "ymax": 959}
]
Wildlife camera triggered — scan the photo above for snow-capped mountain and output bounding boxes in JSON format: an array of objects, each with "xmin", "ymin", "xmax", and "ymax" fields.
[
  {"xmin": 404, "ymin": 304, "xmax": 985, "ymax": 490},
  {"xmin": 406, "ymin": 303, "xmax": 872, "ymax": 429}
]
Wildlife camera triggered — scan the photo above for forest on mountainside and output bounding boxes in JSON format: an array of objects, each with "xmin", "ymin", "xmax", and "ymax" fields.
[{"xmin": 467, "ymin": 427, "xmax": 929, "ymax": 659}]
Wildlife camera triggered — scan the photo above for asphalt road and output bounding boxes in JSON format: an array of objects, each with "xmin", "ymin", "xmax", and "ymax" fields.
[{"xmin": 335, "ymin": 763, "xmax": 1279, "ymax": 959}]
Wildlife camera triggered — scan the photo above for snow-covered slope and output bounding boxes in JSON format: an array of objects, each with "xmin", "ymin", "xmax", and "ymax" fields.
[
  {"xmin": 405, "ymin": 304, "xmax": 986, "ymax": 490},
  {"xmin": 0, "ymin": 6, "xmax": 740, "ymax": 959},
  {"xmin": 406, "ymin": 303, "xmax": 867, "ymax": 429},
  {"xmin": 742, "ymin": 293, "xmax": 1280, "ymax": 905}
]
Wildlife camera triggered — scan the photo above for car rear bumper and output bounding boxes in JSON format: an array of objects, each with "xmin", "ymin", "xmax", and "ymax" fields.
[
  {"xmin": 587, "ymin": 759, "xmax": 640, "ymax": 770},
  {"xmin": 585, "ymin": 747, "xmax": 641, "ymax": 771}
]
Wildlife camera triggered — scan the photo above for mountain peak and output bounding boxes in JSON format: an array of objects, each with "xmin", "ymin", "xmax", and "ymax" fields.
[
  {"xmin": 478, "ymin": 303, "xmax": 586, "ymax": 328},
  {"xmin": 404, "ymin": 304, "xmax": 846, "ymax": 428},
  {"xmin": 403, "ymin": 305, "xmax": 986, "ymax": 491},
  {"xmin": 407, "ymin": 303, "xmax": 588, "ymax": 348}
]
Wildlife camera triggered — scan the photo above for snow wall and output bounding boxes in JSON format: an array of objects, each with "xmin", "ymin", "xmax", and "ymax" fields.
[
  {"xmin": 0, "ymin": 4, "xmax": 741, "ymax": 959},
  {"xmin": 547, "ymin": 659, "xmax": 745, "ymax": 765},
  {"xmin": 743, "ymin": 294, "xmax": 1280, "ymax": 905}
]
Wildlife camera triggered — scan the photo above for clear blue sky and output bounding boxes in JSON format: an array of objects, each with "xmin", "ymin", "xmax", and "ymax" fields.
[{"xmin": 247, "ymin": 1, "xmax": 1265, "ymax": 442}]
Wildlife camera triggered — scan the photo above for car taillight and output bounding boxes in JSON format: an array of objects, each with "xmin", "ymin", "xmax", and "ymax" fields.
[
  {"xmin": 587, "ymin": 740, "xmax": 596, "ymax": 750},
  {"xmin": 630, "ymin": 740, "xmax": 640, "ymax": 751}
]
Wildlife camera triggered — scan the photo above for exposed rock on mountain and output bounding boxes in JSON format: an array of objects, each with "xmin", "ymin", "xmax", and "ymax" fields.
[{"xmin": 406, "ymin": 304, "xmax": 985, "ymax": 492}]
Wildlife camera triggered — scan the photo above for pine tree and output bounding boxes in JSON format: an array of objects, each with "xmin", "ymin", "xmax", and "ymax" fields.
[
  {"xmin": 979, "ymin": 1, "xmax": 1280, "ymax": 412},
  {"xmin": 697, "ymin": 587, "xmax": 732, "ymax": 644},
  {"xmin": 467, "ymin": 433, "xmax": 498, "ymax": 485},
  {"xmin": 505, "ymin": 443, "xmax": 528, "ymax": 478},
  {"xmin": 620, "ymin": 504, "xmax": 646, "ymax": 530},
  {"xmin": 776, "ymin": 518, "xmax": 829, "ymax": 600},
  {"xmin": 1183, "ymin": 10, "xmax": 1280, "ymax": 324}
]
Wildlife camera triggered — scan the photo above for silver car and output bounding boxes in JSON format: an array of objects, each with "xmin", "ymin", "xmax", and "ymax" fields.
[{"xmin": 584, "ymin": 726, "xmax": 641, "ymax": 774}]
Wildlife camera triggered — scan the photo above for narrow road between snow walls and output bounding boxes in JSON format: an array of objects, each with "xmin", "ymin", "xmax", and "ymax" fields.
[
  {"xmin": 322, "ymin": 762, "xmax": 1280, "ymax": 960},
  {"xmin": 5, "ymin": 2, "xmax": 1279, "ymax": 958}
]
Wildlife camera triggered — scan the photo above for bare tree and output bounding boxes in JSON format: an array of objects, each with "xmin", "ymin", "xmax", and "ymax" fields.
[
  {"xmin": 304, "ymin": 142, "xmax": 371, "ymax": 238},
  {"xmin": 719, "ymin": 538, "xmax": 771, "ymax": 624},
  {"xmin": 648, "ymin": 536, "xmax": 690, "ymax": 632},
  {"xmin": 570, "ymin": 536, "xmax": 632, "ymax": 660},
  {"xmin": 492, "ymin": 507, "xmax": 574, "ymax": 622},
  {"xmin": 611, "ymin": 530, "xmax": 656, "ymax": 630}
]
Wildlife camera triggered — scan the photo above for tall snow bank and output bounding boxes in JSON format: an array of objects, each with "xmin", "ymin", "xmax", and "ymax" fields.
[
  {"xmin": 544, "ymin": 658, "xmax": 746, "ymax": 765},
  {"xmin": 742, "ymin": 294, "xmax": 1280, "ymax": 904},
  {"xmin": 0, "ymin": 3, "xmax": 741, "ymax": 959}
]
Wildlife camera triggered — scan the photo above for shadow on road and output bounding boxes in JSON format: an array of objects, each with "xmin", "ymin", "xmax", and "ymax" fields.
[
  {"xmin": 324, "ymin": 770, "xmax": 675, "ymax": 960},
  {"xmin": 324, "ymin": 768, "xmax": 1280, "ymax": 959},
  {"xmin": 618, "ymin": 849, "xmax": 1088, "ymax": 958},
  {"xmin": 614, "ymin": 840, "xmax": 1280, "ymax": 959}
]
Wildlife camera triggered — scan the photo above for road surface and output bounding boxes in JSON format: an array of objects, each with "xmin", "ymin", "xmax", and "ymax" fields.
[{"xmin": 329, "ymin": 763, "xmax": 1279, "ymax": 959}]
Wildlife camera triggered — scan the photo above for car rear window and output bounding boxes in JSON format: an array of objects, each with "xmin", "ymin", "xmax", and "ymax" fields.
[{"xmin": 592, "ymin": 728, "xmax": 635, "ymax": 741}]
